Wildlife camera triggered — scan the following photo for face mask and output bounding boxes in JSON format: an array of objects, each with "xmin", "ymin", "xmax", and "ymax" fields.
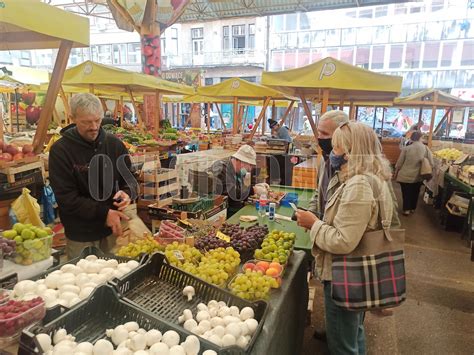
[
  {"xmin": 318, "ymin": 138, "xmax": 333, "ymax": 156},
  {"xmin": 239, "ymin": 168, "xmax": 248, "ymax": 177},
  {"xmin": 329, "ymin": 151, "xmax": 347, "ymax": 170}
]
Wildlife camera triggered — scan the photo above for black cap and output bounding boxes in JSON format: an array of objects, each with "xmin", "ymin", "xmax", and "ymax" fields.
[{"xmin": 268, "ymin": 119, "xmax": 278, "ymax": 129}]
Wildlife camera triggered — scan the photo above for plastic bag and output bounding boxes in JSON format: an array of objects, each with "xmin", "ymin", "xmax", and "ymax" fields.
[
  {"xmin": 40, "ymin": 182, "xmax": 56, "ymax": 225},
  {"xmin": 11, "ymin": 188, "xmax": 45, "ymax": 227},
  {"xmin": 115, "ymin": 204, "xmax": 151, "ymax": 249}
]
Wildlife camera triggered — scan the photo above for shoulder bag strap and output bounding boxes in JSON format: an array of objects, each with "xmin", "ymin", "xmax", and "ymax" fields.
[{"xmin": 364, "ymin": 175, "xmax": 394, "ymax": 242}]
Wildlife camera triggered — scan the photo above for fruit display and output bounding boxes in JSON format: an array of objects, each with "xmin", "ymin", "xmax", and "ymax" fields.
[
  {"xmin": 164, "ymin": 242, "xmax": 203, "ymax": 268},
  {"xmin": 228, "ymin": 269, "xmax": 279, "ymax": 301},
  {"xmin": 116, "ymin": 236, "xmax": 165, "ymax": 260},
  {"xmin": 253, "ymin": 230, "xmax": 296, "ymax": 264},
  {"xmin": 195, "ymin": 234, "xmax": 230, "ymax": 251},
  {"xmin": 10, "ymin": 256, "xmax": 140, "ymax": 308},
  {"xmin": 162, "ymin": 127, "xmax": 179, "ymax": 141},
  {"xmin": 35, "ymin": 324, "xmax": 212, "ymax": 354},
  {"xmin": 177, "ymin": 299, "xmax": 259, "ymax": 349},
  {"xmin": 0, "ymin": 237, "xmax": 16, "ymax": 258},
  {"xmin": 0, "ymin": 297, "xmax": 45, "ymax": 337},
  {"xmin": 2, "ymin": 223, "xmax": 54, "ymax": 265},
  {"xmin": 224, "ymin": 224, "xmax": 268, "ymax": 257},
  {"xmin": 0, "ymin": 140, "xmax": 37, "ymax": 163},
  {"xmin": 434, "ymin": 148, "xmax": 463, "ymax": 161},
  {"xmin": 243, "ymin": 260, "xmax": 284, "ymax": 286},
  {"xmin": 102, "ymin": 125, "xmax": 160, "ymax": 147},
  {"xmin": 156, "ymin": 220, "xmax": 186, "ymax": 244}
]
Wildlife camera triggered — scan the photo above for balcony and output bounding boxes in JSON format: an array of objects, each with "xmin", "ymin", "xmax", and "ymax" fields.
[{"xmin": 162, "ymin": 49, "xmax": 266, "ymax": 70}]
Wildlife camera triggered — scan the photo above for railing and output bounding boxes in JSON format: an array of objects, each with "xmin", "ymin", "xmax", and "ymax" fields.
[{"xmin": 162, "ymin": 49, "xmax": 266, "ymax": 69}]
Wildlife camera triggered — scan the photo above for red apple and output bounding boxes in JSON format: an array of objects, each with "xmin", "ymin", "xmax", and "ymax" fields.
[
  {"xmin": 24, "ymin": 152, "xmax": 36, "ymax": 158},
  {"xmin": 5, "ymin": 145, "xmax": 18, "ymax": 156},
  {"xmin": 26, "ymin": 106, "xmax": 41, "ymax": 125},
  {"xmin": 21, "ymin": 92, "xmax": 36, "ymax": 106},
  {"xmin": 21, "ymin": 144, "xmax": 33, "ymax": 154},
  {"xmin": 0, "ymin": 153, "xmax": 12, "ymax": 162},
  {"xmin": 12, "ymin": 152, "xmax": 24, "ymax": 161}
]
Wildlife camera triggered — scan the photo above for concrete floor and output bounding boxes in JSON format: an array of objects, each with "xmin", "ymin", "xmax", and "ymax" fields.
[{"xmin": 302, "ymin": 183, "xmax": 474, "ymax": 355}]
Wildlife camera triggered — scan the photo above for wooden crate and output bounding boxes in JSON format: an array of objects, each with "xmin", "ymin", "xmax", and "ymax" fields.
[
  {"xmin": 0, "ymin": 159, "xmax": 45, "ymax": 183},
  {"xmin": 292, "ymin": 157, "xmax": 318, "ymax": 189},
  {"xmin": 140, "ymin": 168, "xmax": 178, "ymax": 208}
]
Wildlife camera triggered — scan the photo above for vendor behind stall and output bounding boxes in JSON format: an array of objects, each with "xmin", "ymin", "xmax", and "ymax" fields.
[
  {"xmin": 268, "ymin": 119, "xmax": 292, "ymax": 143},
  {"xmin": 211, "ymin": 145, "xmax": 257, "ymax": 217}
]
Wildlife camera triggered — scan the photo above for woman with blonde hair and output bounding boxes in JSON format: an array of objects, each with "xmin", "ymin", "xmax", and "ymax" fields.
[{"xmin": 296, "ymin": 122, "xmax": 400, "ymax": 354}]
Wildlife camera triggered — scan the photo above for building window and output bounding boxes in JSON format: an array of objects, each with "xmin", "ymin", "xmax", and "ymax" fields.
[
  {"xmin": 98, "ymin": 44, "xmax": 112, "ymax": 64},
  {"xmin": 248, "ymin": 24, "xmax": 255, "ymax": 49},
  {"xmin": 312, "ymin": 30, "xmax": 326, "ymax": 47},
  {"xmin": 340, "ymin": 47, "xmax": 354, "ymax": 64},
  {"xmin": 341, "ymin": 28, "xmax": 356, "ymax": 46},
  {"xmin": 223, "ymin": 26, "xmax": 230, "ymax": 51},
  {"xmin": 431, "ymin": 0, "xmax": 445, "ymax": 12},
  {"xmin": 232, "ymin": 25, "xmax": 246, "ymax": 53},
  {"xmin": 355, "ymin": 46, "xmax": 370, "ymax": 69},
  {"xmin": 286, "ymin": 13, "xmax": 297, "ymax": 31},
  {"xmin": 425, "ymin": 22, "xmax": 443, "ymax": 41},
  {"xmin": 127, "ymin": 43, "xmax": 141, "ymax": 64},
  {"xmin": 461, "ymin": 40, "xmax": 474, "ymax": 65},
  {"xmin": 0, "ymin": 52, "xmax": 13, "ymax": 64},
  {"xmin": 298, "ymin": 32, "xmax": 311, "ymax": 48},
  {"xmin": 205, "ymin": 78, "xmax": 213, "ymax": 86},
  {"xmin": 394, "ymin": 4, "xmax": 407, "ymax": 15},
  {"xmin": 273, "ymin": 15, "xmax": 284, "ymax": 32},
  {"xmin": 440, "ymin": 42, "xmax": 456, "ymax": 67},
  {"xmin": 423, "ymin": 43, "xmax": 440, "ymax": 68},
  {"xmin": 405, "ymin": 43, "xmax": 421, "ymax": 68},
  {"xmin": 170, "ymin": 28, "xmax": 178, "ymax": 56},
  {"xmin": 442, "ymin": 20, "xmax": 462, "ymax": 40},
  {"xmin": 191, "ymin": 27, "xmax": 204, "ymax": 55},
  {"xmin": 390, "ymin": 25, "xmax": 407, "ymax": 42},
  {"xmin": 271, "ymin": 50, "xmax": 284, "ymax": 71},
  {"xmin": 299, "ymin": 13, "xmax": 310, "ymax": 30},
  {"xmin": 373, "ymin": 26, "xmax": 389, "ymax": 44},
  {"xmin": 325, "ymin": 29, "xmax": 340, "ymax": 46},
  {"xmin": 359, "ymin": 8, "xmax": 373, "ymax": 18},
  {"xmin": 112, "ymin": 44, "xmax": 126, "ymax": 64},
  {"xmin": 374, "ymin": 6, "xmax": 388, "ymax": 17},
  {"xmin": 389, "ymin": 45, "xmax": 403, "ymax": 69},
  {"xmin": 371, "ymin": 45, "xmax": 385, "ymax": 69},
  {"xmin": 357, "ymin": 27, "xmax": 373, "ymax": 45},
  {"xmin": 20, "ymin": 51, "xmax": 31, "ymax": 66}
]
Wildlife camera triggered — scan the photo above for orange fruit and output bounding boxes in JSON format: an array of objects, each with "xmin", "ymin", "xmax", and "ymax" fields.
[{"xmin": 256, "ymin": 261, "xmax": 269, "ymax": 271}]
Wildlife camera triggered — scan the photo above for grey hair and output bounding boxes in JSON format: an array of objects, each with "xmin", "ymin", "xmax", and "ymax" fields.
[
  {"xmin": 319, "ymin": 110, "xmax": 349, "ymax": 127},
  {"xmin": 70, "ymin": 93, "xmax": 103, "ymax": 118}
]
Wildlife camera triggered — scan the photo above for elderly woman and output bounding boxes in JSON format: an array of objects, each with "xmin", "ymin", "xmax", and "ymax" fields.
[
  {"xmin": 395, "ymin": 131, "xmax": 434, "ymax": 215},
  {"xmin": 296, "ymin": 122, "xmax": 400, "ymax": 355}
]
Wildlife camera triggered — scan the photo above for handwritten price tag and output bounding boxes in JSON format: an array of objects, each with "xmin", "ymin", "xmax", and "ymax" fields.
[{"xmin": 216, "ymin": 231, "xmax": 231, "ymax": 242}]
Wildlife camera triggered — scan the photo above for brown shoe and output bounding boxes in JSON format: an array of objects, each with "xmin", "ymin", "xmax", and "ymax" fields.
[{"xmin": 371, "ymin": 308, "xmax": 394, "ymax": 317}]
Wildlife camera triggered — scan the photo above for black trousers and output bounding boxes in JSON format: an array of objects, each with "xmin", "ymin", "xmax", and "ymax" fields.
[{"xmin": 399, "ymin": 181, "xmax": 423, "ymax": 211}]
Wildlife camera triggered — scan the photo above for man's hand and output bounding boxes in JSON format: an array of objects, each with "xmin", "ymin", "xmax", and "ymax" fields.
[
  {"xmin": 106, "ymin": 209, "xmax": 129, "ymax": 236},
  {"xmin": 113, "ymin": 190, "xmax": 131, "ymax": 211},
  {"xmin": 295, "ymin": 209, "xmax": 318, "ymax": 230}
]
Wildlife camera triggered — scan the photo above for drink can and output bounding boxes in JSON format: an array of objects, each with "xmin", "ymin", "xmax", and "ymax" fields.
[{"xmin": 268, "ymin": 202, "xmax": 276, "ymax": 221}]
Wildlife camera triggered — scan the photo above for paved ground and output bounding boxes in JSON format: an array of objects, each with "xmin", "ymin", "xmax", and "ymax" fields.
[{"xmin": 302, "ymin": 184, "xmax": 474, "ymax": 355}]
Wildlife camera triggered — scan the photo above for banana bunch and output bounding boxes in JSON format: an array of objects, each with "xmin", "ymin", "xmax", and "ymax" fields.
[{"xmin": 434, "ymin": 148, "xmax": 463, "ymax": 161}]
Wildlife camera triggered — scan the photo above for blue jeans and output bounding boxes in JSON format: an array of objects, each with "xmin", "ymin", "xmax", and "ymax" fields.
[{"xmin": 324, "ymin": 282, "xmax": 366, "ymax": 355}]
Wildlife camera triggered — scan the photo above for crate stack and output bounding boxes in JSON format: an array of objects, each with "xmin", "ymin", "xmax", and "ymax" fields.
[{"xmin": 139, "ymin": 166, "xmax": 179, "ymax": 208}]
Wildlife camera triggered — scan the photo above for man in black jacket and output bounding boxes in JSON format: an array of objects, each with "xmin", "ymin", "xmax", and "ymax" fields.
[{"xmin": 49, "ymin": 93, "xmax": 137, "ymax": 259}]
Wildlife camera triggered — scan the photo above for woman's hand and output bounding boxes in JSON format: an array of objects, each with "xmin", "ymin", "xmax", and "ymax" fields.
[{"xmin": 295, "ymin": 210, "xmax": 318, "ymax": 230}]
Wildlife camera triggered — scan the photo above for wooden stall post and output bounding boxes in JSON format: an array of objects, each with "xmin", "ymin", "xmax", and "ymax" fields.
[
  {"xmin": 207, "ymin": 102, "xmax": 211, "ymax": 134},
  {"xmin": 349, "ymin": 101, "xmax": 355, "ymax": 120},
  {"xmin": 155, "ymin": 90, "xmax": 161, "ymax": 137},
  {"xmin": 428, "ymin": 91, "xmax": 439, "ymax": 148},
  {"xmin": 33, "ymin": 40, "xmax": 73, "ymax": 153},
  {"xmin": 321, "ymin": 89, "xmax": 329, "ymax": 114},
  {"xmin": 271, "ymin": 100, "xmax": 276, "ymax": 121},
  {"xmin": 232, "ymin": 97, "xmax": 238, "ymax": 134},
  {"xmin": 215, "ymin": 104, "xmax": 226, "ymax": 130},
  {"xmin": 300, "ymin": 93, "xmax": 318, "ymax": 138},
  {"xmin": 237, "ymin": 105, "xmax": 245, "ymax": 133},
  {"xmin": 176, "ymin": 103, "xmax": 180, "ymax": 127},
  {"xmin": 248, "ymin": 97, "xmax": 271, "ymax": 139},
  {"xmin": 278, "ymin": 100, "xmax": 295, "ymax": 126},
  {"xmin": 0, "ymin": 107, "xmax": 4, "ymax": 142},
  {"xmin": 128, "ymin": 87, "xmax": 143, "ymax": 131},
  {"xmin": 418, "ymin": 108, "xmax": 424, "ymax": 126}
]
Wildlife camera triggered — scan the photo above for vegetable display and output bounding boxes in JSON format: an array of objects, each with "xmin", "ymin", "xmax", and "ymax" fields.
[{"xmin": 177, "ymin": 300, "xmax": 258, "ymax": 349}]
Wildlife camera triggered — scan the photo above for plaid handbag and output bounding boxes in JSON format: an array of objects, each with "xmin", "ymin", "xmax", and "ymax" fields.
[{"xmin": 331, "ymin": 176, "xmax": 406, "ymax": 311}]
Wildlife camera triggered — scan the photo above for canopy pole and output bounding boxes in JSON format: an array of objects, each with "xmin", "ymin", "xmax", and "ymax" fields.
[
  {"xmin": 176, "ymin": 103, "xmax": 180, "ymax": 128},
  {"xmin": 321, "ymin": 89, "xmax": 329, "ymax": 114},
  {"xmin": 155, "ymin": 90, "xmax": 161, "ymax": 137},
  {"xmin": 339, "ymin": 99, "xmax": 344, "ymax": 110},
  {"xmin": 59, "ymin": 86, "xmax": 70, "ymax": 124},
  {"xmin": 271, "ymin": 100, "xmax": 276, "ymax": 121},
  {"xmin": 248, "ymin": 97, "xmax": 271, "ymax": 140},
  {"xmin": 119, "ymin": 96, "xmax": 123, "ymax": 126},
  {"xmin": 418, "ymin": 108, "xmax": 423, "ymax": 127},
  {"xmin": 14, "ymin": 89, "xmax": 19, "ymax": 132},
  {"xmin": 215, "ymin": 104, "xmax": 226, "ymax": 130},
  {"xmin": 113, "ymin": 99, "xmax": 118, "ymax": 119},
  {"xmin": 238, "ymin": 105, "xmax": 245, "ymax": 133},
  {"xmin": 206, "ymin": 103, "xmax": 211, "ymax": 134},
  {"xmin": 128, "ymin": 87, "xmax": 143, "ymax": 131},
  {"xmin": 0, "ymin": 105, "xmax": 4, "ymax": 142},
  {"xmin": 300, "ymin": 93, "xmax": 318, "ymax": 138},
  {"xmin": 373, "ymin": 107, "xmax": 377, "ymax": 130},
  {"xmin": 233, "ymin": 97, "xmax": 238, "ymax": 134},
  {"xmin": 427, "ymin": 91, "xmax": 439, "ymax": 148},
  {"xmin": 433, "ymin": 108, "xmax": 451, "ymax": 137},
  {"xmin": 446, "ymin": 108, "xmax": 454, "ymax": 137},
  {"xmin": 99, "ymin": 98, "xmax": 108, "ymax": 113},
  {"xmin": 183, "ymin": 103, "xmax": 197, "ymax": 128},
  {"xmin": 278, "ymin": 100, "xmax": 295, "ymax": 126},
  {"xmin": 33, "ymin": 40, "xmax": 73, "ymax": 153},
  {"xmin": 349, "ymin": 102, "xmax": 355, "ymax": 120},
  {"xmin": 289, "ymin": 107, "xmax": 297, "ymax": 132}
]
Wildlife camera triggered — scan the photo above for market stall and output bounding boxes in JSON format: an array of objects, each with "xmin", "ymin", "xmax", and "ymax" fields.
[{"xmin": 261, "ymin": 57, "xmax": 403, "ymax": 138}]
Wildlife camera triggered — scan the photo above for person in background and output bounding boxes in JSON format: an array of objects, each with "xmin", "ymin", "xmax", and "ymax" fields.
[
  {"xmin": 301, "ymin": 115, "xmax": 313, "ymax": 135},
  {"xmin": 296, "ymin": 122, "xmax": 401, "ymax": 355},
  {"xmin": 101, "ymin": 110, "xmax": 115, "ymax": 126},
  {"xmin": 268, "ymin": 119, "xmax": 292, "ymax": 142},
  {"xmin": 211, "ymin": 145, "xmax": 256, "ymax": 217},
  {"xmin": 49, "ymin": 93, "xmax": 136, "ymax": 259},
  {"xmin": 399, "ymin": 123, "xmax": 419, "ymax": 148},
  {"xmin": 395, "ymin": 130, "xmax": 434, "ymax": 216}
]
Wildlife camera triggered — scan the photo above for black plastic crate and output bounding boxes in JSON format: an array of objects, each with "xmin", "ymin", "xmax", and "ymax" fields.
[
  {"xmin": 110, "ymin": 252, "xmax": 268, "ymax": 354},
  {"xmin": 6, "ymin": 246, "xmax": 144, "ymax": 323},
  {"xmin": 18, "ymin": 285, "xmax": 221, "ymax": 354}
]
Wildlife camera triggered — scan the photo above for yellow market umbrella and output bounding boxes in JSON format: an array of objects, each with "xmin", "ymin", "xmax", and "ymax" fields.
[
  {"xmin": 262, "ymin": 57, "xmax": 403, "ymax": 136},
  {"xmin": 0, "ymin": 0, "xmax": 90, "ymax": 151},
  {"xmin": 0, "ymin": 75, "xmax": 24, "ymax": 93},
  {"xmin": 0, "ymin": 0, "xmax": 89, "ymax": 50}
]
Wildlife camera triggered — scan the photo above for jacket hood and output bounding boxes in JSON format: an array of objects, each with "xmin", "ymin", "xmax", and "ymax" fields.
[{"xmin": 60, "ymin": 124, "xmax": 105, "ymax": 149}]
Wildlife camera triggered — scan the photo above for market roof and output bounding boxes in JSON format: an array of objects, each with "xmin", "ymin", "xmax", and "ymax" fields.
[
  {"xmin": 197, "ymin": 78, "xmax": 293, "ymax": 100},
  {"xmin": 56, "ymin": 61, "xmax": 195, "ymax": 95},
  {"xmin": 178, "ymin": 0, "xmax": 407, "ymax": 22},
  {"xmin": 0, "ymin": 75, "xmax": 23, "ymax": 93},
  {"xmin": 394, "ymin": 89, "xmax": 474, "ymax": 108},
  {"xmin": 0, "ymin": 0, "xmax": 90, "ymax": 50},
  {"xmin": 261, "ymin": 57, "xmax": 403, "ymax": 103},
  {"xmin": 163, "ymin": 94, "xmax": 291, "ymax": 107}
]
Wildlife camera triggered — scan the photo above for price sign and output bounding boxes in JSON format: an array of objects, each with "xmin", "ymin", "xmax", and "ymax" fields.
[
  {"xmin": 173, "ymin": 250, "xmax": 185, "ymax": 261},
  {"xmin": 216, "ymin": 231, "xmax": 230, "ymax": 242}
]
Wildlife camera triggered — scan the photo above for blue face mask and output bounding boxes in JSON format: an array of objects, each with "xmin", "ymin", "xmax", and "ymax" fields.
[
  {"xmin": 329, "ymin": 151, "xmax": 347, "ymax": 170},
  {"xmin": 239, "ymin": 168, "xmax": 247, "ymax": 177}
]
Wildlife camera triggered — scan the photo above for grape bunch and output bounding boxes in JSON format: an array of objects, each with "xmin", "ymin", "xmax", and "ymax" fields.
[
  {"xmin": 229, "ymin": 269, "xmax": 279, "ymax": 301},
  {"xmin": 195, "ymin": 234, "xmax": 230, "ymax": 251},
  {"xmin": 164, "ymin": 242, "xmax": 202, "ymax": 267},
  {"xmin": 195, "ymin": 247, "xmax": 241, "ymax": 286},
  {"xmin": 0, "ymin": 237, "xmax": 16, "ymax": 258},
  {"xmin": 230, "ymin": 225, "xmax": 268, "ymax": 254},
  {"xmin": 116, "ymin": 236, "xmax": 164, "ymax": 259}
]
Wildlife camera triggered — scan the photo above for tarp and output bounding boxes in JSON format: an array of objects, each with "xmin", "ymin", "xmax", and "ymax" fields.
[
  {"xmin": 394, "ymin": 89, "xmax": 474, "ymax": 107},
  {"xmin": 197, "ymin": 78, "xmax": 292, "ymax": 100},
  {"xmin": 262, "ymin": 57, "xmax": 403, "ymax": 103},
  {"xmin": 6, "ymin": 65, "xmax": 49, "ymax": 86},
  {"xmin": 0, "ymin": 0, "xmax": 90, "ymax": 50},
  {"xmin": 56, "ymin": 61, "xmax": 195, "ymax": 95},
  {"xmin": 163, "ymin": 94, "xmax": 290, "ymax": 107}
]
